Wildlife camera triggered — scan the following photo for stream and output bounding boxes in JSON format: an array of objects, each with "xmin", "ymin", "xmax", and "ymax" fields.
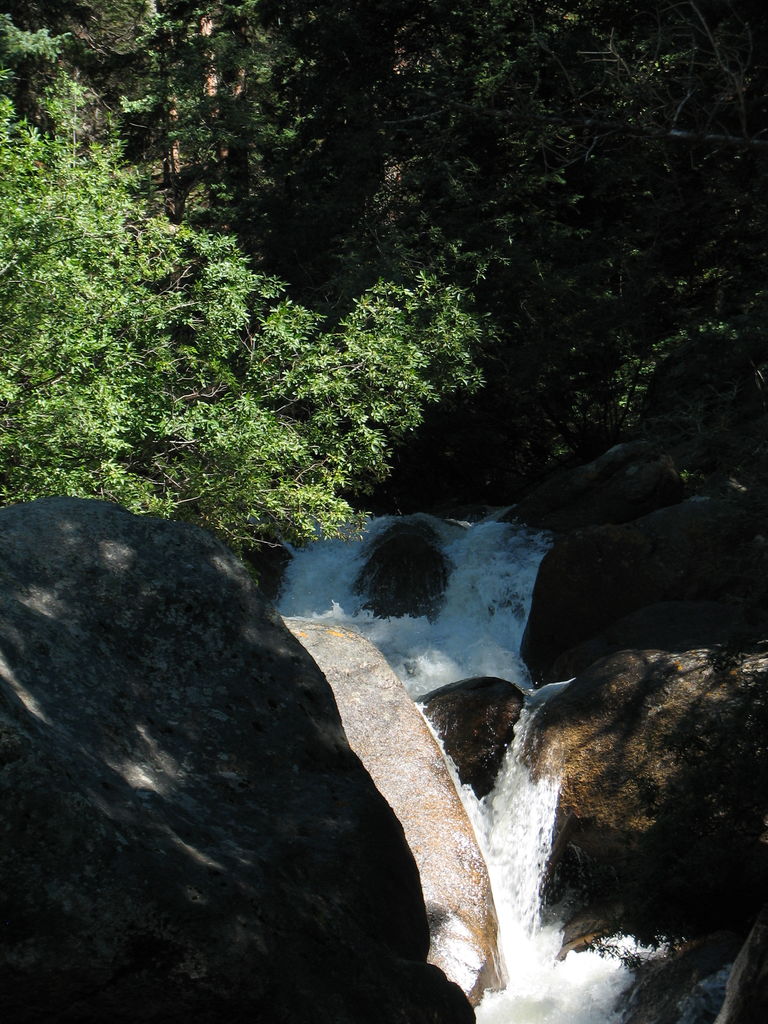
[{"xmin": 277, "ymin": 511, "xmax": 638, "ymax": 1023}]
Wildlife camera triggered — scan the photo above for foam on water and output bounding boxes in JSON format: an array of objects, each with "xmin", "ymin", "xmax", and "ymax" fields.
[
  {"xmin": 279, "ymin": 513, "xmax": 549, "ymax": 699},
  {"xmin": 469, "ymin": 715, "xmax": 635, "ymax": 1024},
  {"xmin": 278, "ymin": 512, "xmax": 637, "ymax": 1023}
]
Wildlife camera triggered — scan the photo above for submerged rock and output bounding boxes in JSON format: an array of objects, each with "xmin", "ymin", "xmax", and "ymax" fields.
[
  {"xmin": 0, "ymin": 497, "xmax": 473, "ymax": 1024},
  {"xmin": 285, "ymin": 618, "xmax": 503, "ymax": 1004},
  {"xmin": 353, "ymin": 517, "xmax": 450, "ymax": 621},
  {"xmin": 421, "ymin": 676, "xmax": 525, "ymax": 798}
]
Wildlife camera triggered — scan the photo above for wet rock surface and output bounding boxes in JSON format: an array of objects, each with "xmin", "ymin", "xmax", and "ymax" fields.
[
  {"xmin": 620, "ymin": 933, "xmax": 741, "ymax": 1024},
  {"xmin": 555, "ymin": 900, "xmax": 624, "ymax": 959},
  {"xmin": 353, "ymin": 518, "xmax": 450, "ymax": 621},
  {"xmin": 285, "ymin": 618, "xmax": 503, "ymax": 1005},
  {"xmin": 714, "ymin": 904, "xmax": 768, "ymax": 1024},
  {"xmin": 0, "ymin": 497, "xmax": 473, "ymax": 1024},
  {"xmin": 421, "ymin": 676, "xmax": 525, "ymax": 798}
]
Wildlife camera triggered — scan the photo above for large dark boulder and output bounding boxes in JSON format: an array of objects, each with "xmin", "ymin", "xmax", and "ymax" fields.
[
  {"xmin": 420, "ymin": 676, "xmax": 526, "ymax": 798},
  {"xmin": 522, "ymin": 498, "xmax": 768, "ymax": 683},
  {"xmin": 550, "ymin": 601, "xmax": 758, "ymax": 683},
  {"xmin": 353, "ymin": 518, "xmax": 450, "ymax": 621},
  {"xmin": 530, "ymin": 646, "xmax": 768, "ymax": 941},
  {"xmin": 621, "ymin": 933, "xmax": 741, "ymax": 1024},
  {"xmin": 0, "ymin": 497, "xmax": 473, "ymax": 1024},
  {"xmin": 509, "ymin": 441, "xmax": 684, "ymax": 533}
]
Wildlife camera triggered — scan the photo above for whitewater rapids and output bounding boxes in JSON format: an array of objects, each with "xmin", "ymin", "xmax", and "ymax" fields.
[{"xmin": 278, "ymin": 512, "xmax": 638, "ymax": 1023}]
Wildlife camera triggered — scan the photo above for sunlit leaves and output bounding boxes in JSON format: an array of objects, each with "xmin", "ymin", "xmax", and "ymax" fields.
[{"xmin": 0, "ymin": 93, "xmax": 482, "ymax": 546}]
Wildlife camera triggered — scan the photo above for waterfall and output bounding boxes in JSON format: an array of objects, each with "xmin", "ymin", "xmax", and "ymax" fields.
[
  {"xmin": 277, "ymin": 512, "xmax": 636, "ymax": 1023},
  {"xmin": 278, "ymin": 513, "xmax": 547, "ymax": 700},
  {"xmin": 469, "ymin": 714, "xmax": 635, "ymax": 1024}
]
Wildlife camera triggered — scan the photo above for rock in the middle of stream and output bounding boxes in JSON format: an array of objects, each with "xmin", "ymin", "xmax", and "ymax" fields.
[{"xmin": 285, "ymin": 617, "xmax": 504, "ymax": 1004}]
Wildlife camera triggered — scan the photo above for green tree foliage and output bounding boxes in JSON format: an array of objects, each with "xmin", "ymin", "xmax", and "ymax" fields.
[
  {"xmin": 114, "ymin": 2, "xmax": 272, "ymax": 224},
  {"xmin": 0, "ymin": 86, "xmax": 481, "ymax": 546},
  {"xmin": 3, "ymin": 2, "xmax": 767, "ymax": 511}
]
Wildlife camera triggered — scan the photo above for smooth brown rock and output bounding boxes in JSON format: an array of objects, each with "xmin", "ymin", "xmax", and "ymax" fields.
[
  {"xmin": 557, "ymin": 901, "xmax": 624, "ymax": 959},
  {"xmin": 421, "ymin": 676, "xmax": 525, "ymax": 798},
  {"xmin": 530, "ymin": 647, "xmax": 768, "ymax": 940},
  {"xmin": 285, "ymin": 618, "xmax": 503, "ymax": 1004},
  {"xmin": 0, "ymin": 497, "xmax": 474, "ymax": 1024}
]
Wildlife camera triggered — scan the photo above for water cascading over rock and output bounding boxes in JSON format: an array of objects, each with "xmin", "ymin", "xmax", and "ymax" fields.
[
  {"xmin": 420, "ymin": 676, "xmax": 525, "ymax": 799},
  {"xmin": 352, "ymin": 517, "xmax": 450, "ymax": 621},
  {"xmin": 278, "ymin": 511, "xmax": 649, "ymax": 1021},
  {"xmin": 284, "ymin": 618, "xmax": 504, "ymax": 1003}
]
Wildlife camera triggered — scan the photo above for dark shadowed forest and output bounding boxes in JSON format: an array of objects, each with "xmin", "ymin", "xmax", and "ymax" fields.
[{"xmin": 2, "ymin": 1, "xmax": 767, "ymax": 545}]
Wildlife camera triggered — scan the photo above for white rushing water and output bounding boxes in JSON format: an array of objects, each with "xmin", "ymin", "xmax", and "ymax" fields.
[
  {"xmin": 470, "ymin": 716, "xmax": 635, "ymax": 1024},
  {"xmin": 278, "ymin": 512, "xmax": 636, "ymax": 1024}
]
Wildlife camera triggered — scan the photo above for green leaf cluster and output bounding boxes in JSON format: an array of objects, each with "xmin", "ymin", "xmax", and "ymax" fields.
[
  {"xmin": 5, "ymin": 2, "xmax": 768, "ymax": 511},
  {"xmin": 0, "ymin": 13, "xmax": 66, "ymax": 65},
  {"xmin": 0, "ymin": 90, "xmax": 482, "ymax": 547}
]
